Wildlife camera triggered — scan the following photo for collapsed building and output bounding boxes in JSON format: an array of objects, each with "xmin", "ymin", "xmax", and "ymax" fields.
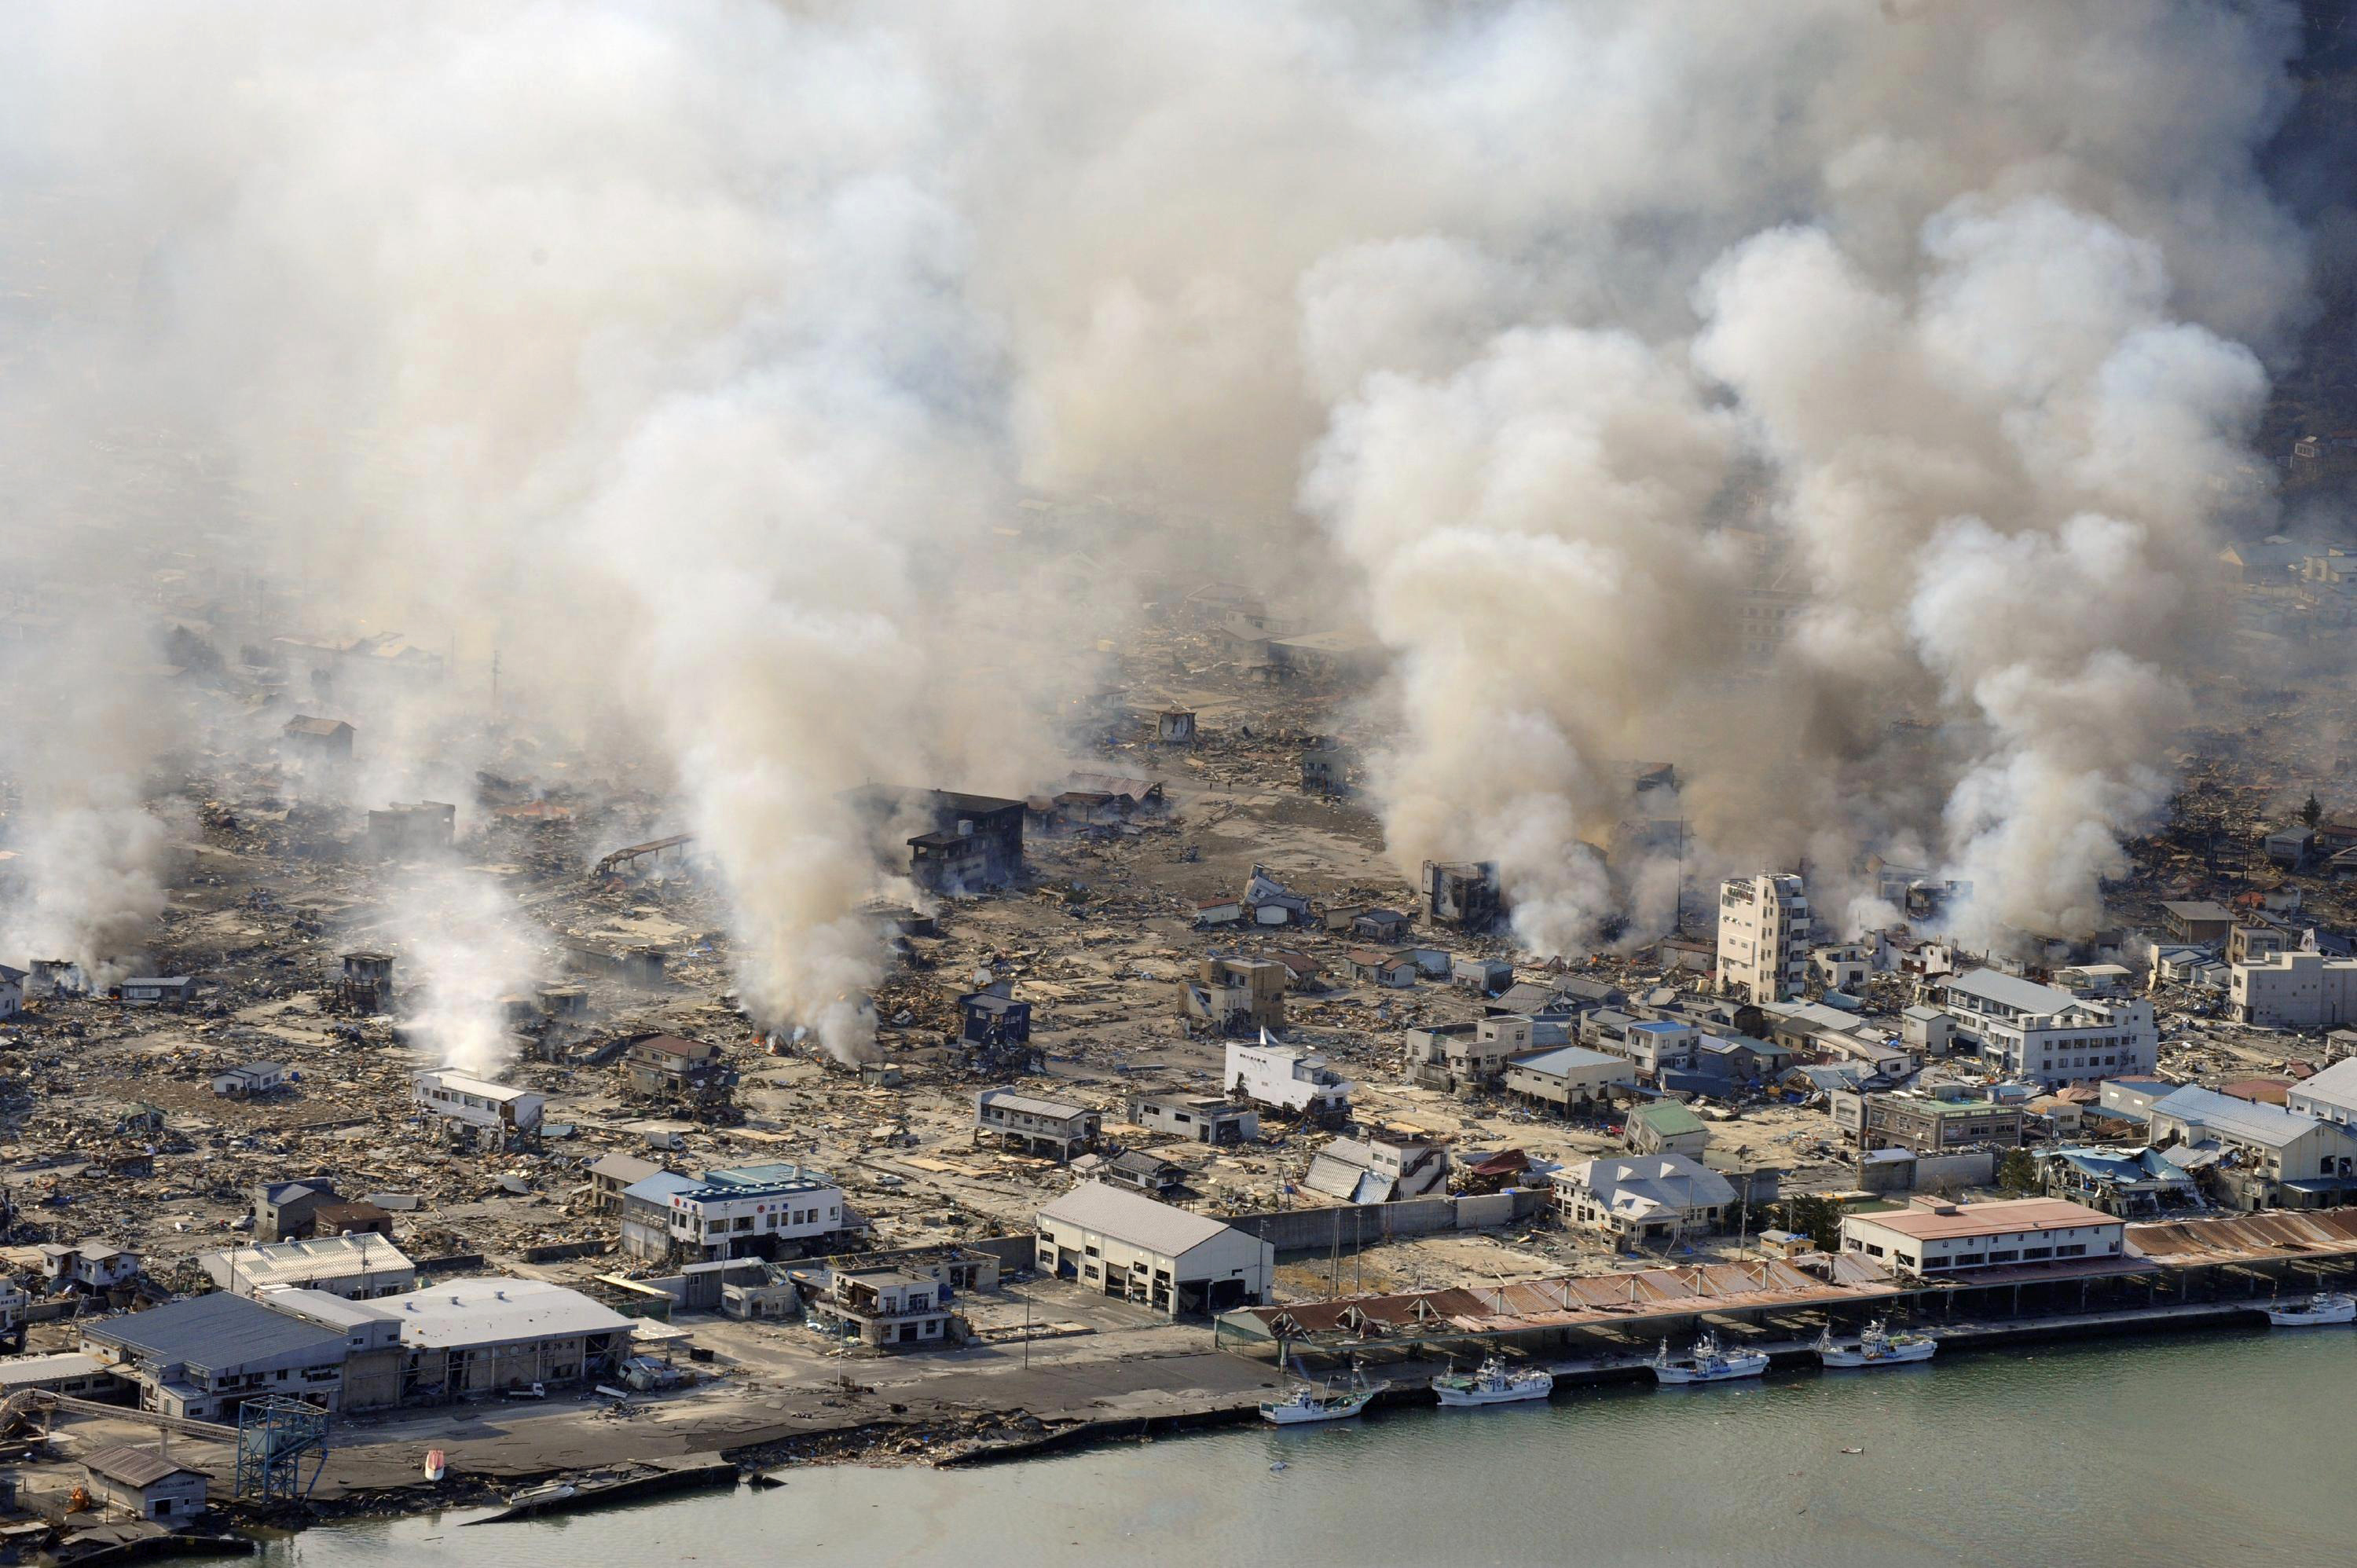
[{"xmin": 1420, "ymin": 860, "xmax": 1503, "ymax": 930}]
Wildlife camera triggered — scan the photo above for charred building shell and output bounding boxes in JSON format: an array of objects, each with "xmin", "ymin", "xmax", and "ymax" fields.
[{"xmin": 849, "ymin": 787, "xmax": 1026, "ymax": 895}]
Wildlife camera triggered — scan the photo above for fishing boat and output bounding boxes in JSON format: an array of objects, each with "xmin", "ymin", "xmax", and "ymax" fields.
[
  {"xmin": 2264, "ymin": 1291, "xmax": 2357, "ymax": 1327},
  {"xmin": 506, "ymin": 1481, "xmax": 577, "ymax": 1508},
  {"xmin": 423, "ymin": 1449, "xmax": 447, "ymax": 1482},
  {"xmin": 1260, "ymin": 1361, "xmax": 1386, "ymax": 1425},
  {"xmin": 1431, "ymin": 1354, "xmax": 1554, "ymax": 1408},
  {"xmin": 1815, "ymin": 1318, "xmax": 1937, "ymax": 1368},
  {"xmin": 1651, "ymin": 1331, "xmax": 1769, "ymax": 1386}
]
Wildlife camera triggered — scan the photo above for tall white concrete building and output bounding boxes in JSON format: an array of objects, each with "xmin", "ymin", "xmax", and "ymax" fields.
[
  {"xmin": 1716, "ymin": 873, "xmax": 1811, "ymax": 1003},
  {"xmin": 2231, "ymin": 948, "xmax": 2357, "ymax": 1028},
  {"xmin": 1931, "ymin": 969, "xmax": 2157, "ymax": 1090}
]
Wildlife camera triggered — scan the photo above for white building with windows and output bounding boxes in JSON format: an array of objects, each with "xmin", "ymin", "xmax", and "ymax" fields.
[
  {"xmin": 1225, "ymin": 1035, "xmax": 1352, "ymax": 1119},
  {"xmin": 2231, "ymin": 948, "xmax": 2357, "ymax": 1028},
  {"xmin": 1839, "ymin": 1197, "xmax": 2124, "ymax": 1277},
  {"xmin": 1931, "ymin": 969, "xmax": 2157, "ymax": 1089},
  {"xmin": 410, "ymin": 1069, "xmax": 545, "ymax": 1136},
  {"xmin": 1716, "ymin": 873, "xmax": 1811, "ymax": 1003},
  {"xmin": 618, "ymin": 1162, "xmax": 848, "ymax": 1264},
  {"xmin": 2289, "ymin": 1056, "xmax": 2357, "ymax": 1130}
]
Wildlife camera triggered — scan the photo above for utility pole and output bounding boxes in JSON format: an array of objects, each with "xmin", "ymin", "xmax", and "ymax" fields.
[{"xmin": 490, "ymin": 648, "xmax": 500, "ymax": 719}]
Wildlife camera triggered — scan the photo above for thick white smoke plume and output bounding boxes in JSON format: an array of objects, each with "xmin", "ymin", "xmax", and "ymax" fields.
[
  {"xmin": 0, "ymin": 2, "xmax": 2321, "ymax": 1000},
  {"xmin": 389, "ymin": 865, "xmax": 541, "ymax": 1076}
]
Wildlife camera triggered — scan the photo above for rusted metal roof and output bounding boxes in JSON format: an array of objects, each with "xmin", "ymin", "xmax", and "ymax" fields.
[
  {"xmin": 2127, "ymin": 1207, "xmax": 2357, "ymax": 1266},
  {"xmin": 1227, "ymin": 1253, "xmax": 1897, "ymax": 1342}
]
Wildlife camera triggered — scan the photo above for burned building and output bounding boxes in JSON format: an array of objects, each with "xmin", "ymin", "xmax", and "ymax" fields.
[
  {"xmin": 1421, "ymin": 860, "xmax": 1504, "ymax": 930},
  {"xmin": 621, "ymin": 1034, "xmax": 738, "ymax": 1115},
  {"xmin": 851, "ymin": 787, "xmax": 1026, "ymax": 895},
  {"xmin": 280, "ymin": 713, "xmax": 354, "ymax": 766},
  {"xmin": 1026, "ymin": 773, "xmax": 1166, "ymax": 837},
  {"xmin": 957, "ymin": 981, "xmax": 1032, "ymax": 1049},
  {"xmin": 1299, "ymin": 745, "xmax": 1351, "ymax": 797},
  {"xmin": 339, "ymin": 951, "xmax": 395, "ymax": 1014},
  {"xmin": 1181, "ymin": 956, "xmax": 1288, "ymax": 1035},
  {"xmin": 367, "ymin": 800, "xmax": 456, "ymax": 859}
]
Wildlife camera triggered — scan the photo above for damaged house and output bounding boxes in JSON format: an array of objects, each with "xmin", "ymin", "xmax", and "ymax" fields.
[
  {"xmin": 1421, "ymin": 860, "xmax": 1503, "ymax": 929},
  {"xmin": 849, "ymin": 787, "xmax": 1027, "ymax": 896},
  {"xmin": 1181, "ymin": 956, "xmax": 1288, "ymax": 1035},
  {"xmin": 1304, "ymin": 1134, "xmax": 1450, "ymax": 1203},
  {"xmin": 957, "ymin": 981, "xmax": 1032, "ymax": 1050},
  {"xmin": 973, "ymin": 1089, "xmax": 1100, "ymax": 1161},
  {"xmin": 1226, "ymin": 1037, "xmax": 1351, "ymax": 1122},
  {"xmin": 620, "ymin": 1034, "xmax": 738, "ymax": 1114},
  {"xmin": 1027, "ymin": 773, "xmax": 1167, "ymax": 837},
  {"xmin": 1127, "ymin": 1091, "xmax": 1259, "ymax": 1145},
  {"xmin": 1241, "ymin": 865, "xmax": 1311, "ymax": 926}
]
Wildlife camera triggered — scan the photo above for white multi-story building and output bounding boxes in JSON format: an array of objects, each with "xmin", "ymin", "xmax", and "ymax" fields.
[
  {"xmin": 1225, "ymin": 1036, "xmax": 1352, "ymax": 1119},
  {"xmin": 2231, "ymin": 949, "xmax": 2357, "ymax": 1028},
  {"xmin": 1716, "ymin": 873, "xmax": 1811, "ymax": 1003},
  {"xmin": 618, "ymin": 1162, "xmax": 848, "ymax": 1264},
  {"xmin": 1931, "ymin": 969, "xmax": 2157, "ymax": 1090}
]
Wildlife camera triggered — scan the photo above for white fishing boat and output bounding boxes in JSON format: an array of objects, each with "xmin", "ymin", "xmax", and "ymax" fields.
[
  {"xmin": 1816, "ymin": 1318, "xmax": 1937, "ymax": 1368},
  {"xmin": 423, "ymin": 1449, "xmax": 447, "ymax": 1482},
  {"xmin": 1651, "ymin": 1331, "xmax": 1769, "ymax": 1386},
  {"xmin": 1261, "ymin": 1361, "xmax": 1387, "ymax": 1425},
  {"xmin": 2264, "ymin": 1291, "xmax": 2357, "ymax": 1327},
  {"xmin": 1431, "ymin": 1354, "xmax": 1554, "ymax": 1408}
]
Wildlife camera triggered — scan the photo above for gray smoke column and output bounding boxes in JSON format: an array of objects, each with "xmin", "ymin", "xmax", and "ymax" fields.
[
  {"xmin": 1293, "ymin": 2, "xmax": 2302, "ymax": 951},
  {"xmin": 0, "ymin": 608, "xmax": 186, "ymax": 985},
  {"xmin": 0, "ymin": 1, "xmax": 2319, "ymax": 991}
]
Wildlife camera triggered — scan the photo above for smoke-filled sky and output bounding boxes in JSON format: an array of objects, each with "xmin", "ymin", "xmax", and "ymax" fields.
[{"xmin": 0, "ymin": 1, "xmax": 2339, "ymax": 1041}]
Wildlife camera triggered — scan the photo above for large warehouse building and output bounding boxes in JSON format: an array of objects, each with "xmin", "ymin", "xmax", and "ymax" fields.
[{"xmin": 1035, "ymin": 1183, "xmax": 1274, "ymax": 1316}]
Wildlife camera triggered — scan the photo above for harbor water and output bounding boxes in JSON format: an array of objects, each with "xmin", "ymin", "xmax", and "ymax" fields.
[{"xmin": 261, "ymin": 1326, "xmax": 2354, "ymax": 1567}]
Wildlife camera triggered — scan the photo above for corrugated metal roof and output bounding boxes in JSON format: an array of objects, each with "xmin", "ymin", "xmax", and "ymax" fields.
[
  {"xmin": 84, "ymin": 1292, "xmax": 347, "ymax": 1371},
  {"xmin": 1227, "ymin": 1254, "xmax": 1896, "ymax": 1341},
  {"xmin": 83, "ymin": 1444, "xmax": 204, "ymax": 1488},
  {"xmin": 1037, "ymin": 1182, "xmax": 1244, "ymax": 1258},
  {"xmin": 2150, "ymin": 1084, "xmax": 2322, "ymax": 1149},
  {"xmin": 201, "ymin": 1233, "xmax": 411, "ymax": 1292},
  {"xmin": 1510, "ymin": 1046, "xmax": 1626, "ymax": 1078},
  {"xmin": 2127, "ymin": 1207, "xmax": 2357, "ymax": 1265},
  {"xmin": 0, "ymin": 1353, "xmax": 107, "ymax": 1387},
  {"xmin": 1942, "ymin": 969, "xmax": 2078, "ymax": 1016}
]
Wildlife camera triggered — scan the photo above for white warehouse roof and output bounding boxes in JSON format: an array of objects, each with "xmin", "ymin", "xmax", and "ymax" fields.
[
  {"xmin": 373, "ymin": 1277, "xmax": 630, "ymax": 1349},
  {"xmin": 201, "ymin": 1233, "xmax": 412, "ymax": 1293},
  {"xmin": 1038, "ymin": 1182, "xmax": 1241, "ymax": 1259}
]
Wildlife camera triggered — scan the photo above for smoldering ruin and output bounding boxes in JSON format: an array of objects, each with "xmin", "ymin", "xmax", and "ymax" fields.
[{"xmin": 5, "ymin": 0, "xmax": 2357, "ymax": 1545}]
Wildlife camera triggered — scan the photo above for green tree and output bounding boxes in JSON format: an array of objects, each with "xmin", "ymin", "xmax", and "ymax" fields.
[
  {"xmin": 2304, "ymin": 793, "xmax": 2324, "ymax": 829},
  {"xmin": 1996, "ymin": 1147, "xmax": 2041, "ymax": 1194},
  {"xmin": 1773, "ymin": 1194, "xmax": 1846, "ymax": 1254}
]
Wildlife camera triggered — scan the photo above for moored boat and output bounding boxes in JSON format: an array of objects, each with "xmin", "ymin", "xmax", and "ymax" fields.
[
  {"xmin": 1431, "ymin": 1354, "xmax": 1554, "ymax": 1408},
  {"xmin": 1651, "ymin": 1331, "xmax": 1769, "ymax": 1386},
  {"xmin": 424, "ymin": 1449, "xmax": 447, "ymax": 1482},
  {"xmin": 1261, "ymin": 1361, "xmax": 1387, "ymax": 1425},
  {"xmin": 1816, "ymin": 1319, "xmax": 1936, "ymax": 1368},
  {"xmin": 2264, "ymin": 1291, "xmax": 2357, "ymax": 1327}
]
